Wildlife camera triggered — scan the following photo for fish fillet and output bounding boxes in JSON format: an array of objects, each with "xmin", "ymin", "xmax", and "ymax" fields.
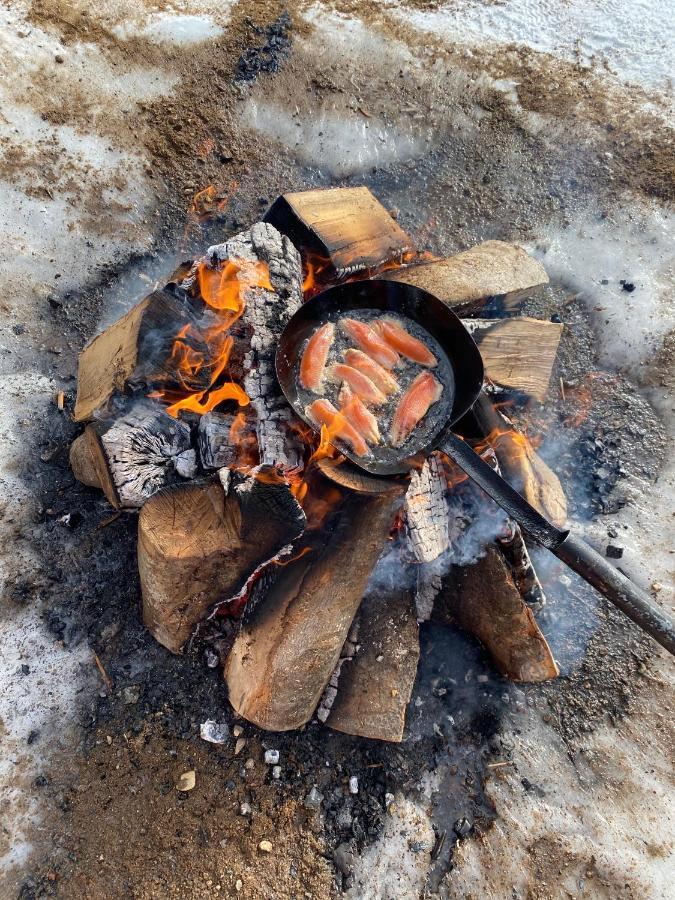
[
  {"xmin": 338, "ymin": 384, "xmax": 380, "ymax": 444},
  {"xmin": 344, "ymin": 349, "xmax": 399, "ymax": 396},
  {"xmin": 339, "ymin": 318, "xmax": 400, "ymax": 369},
  {"xmin": 390, "ymin": 372, "xmax": 443, "ymax": 448},
  {"xmin": 305, "ymin": 398, "xmax": 370, "ymax": 457},
  {"xmin": 375, "ymin": 317, "xmax": 437, "ymax": 367},
  {"xmin": 299, "ymin": 322, "xmax": 335, "ymax": 391},
  {"xmin": 328, "ymin": 364, "xmax": 386, "ymax": 406}
]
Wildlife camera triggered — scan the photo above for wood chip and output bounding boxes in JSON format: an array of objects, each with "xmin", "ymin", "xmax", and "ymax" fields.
[
  {"xmin": 176, "ymin": 770, "xmax": 196, "ymax": 791},
  {"xmin": 258, "ymin": 840, "xmax": 273, "ymax": 853}
]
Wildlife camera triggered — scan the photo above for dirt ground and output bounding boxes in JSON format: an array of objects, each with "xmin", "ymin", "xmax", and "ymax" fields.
[{"xmin": 1, "ymin": 1, "xmax": 673, "ymax": 898}]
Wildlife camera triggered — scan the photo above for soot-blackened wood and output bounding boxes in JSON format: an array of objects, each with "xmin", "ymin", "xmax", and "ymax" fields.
[
  {"xmin": 139, "ymin": 467, "xmax": 306, "ymax": 653},
  {"xmin": 206, "ymin": 222, "xmax": 304, "ymax": 471},
  {"xmin": 439, "ymin": 547, "xmax": 559, "ymax": 682},
  {"xmin": 384, "ymin": 241, "xmax": 548, "ymax": 316},
  {"xmin": 198, "ymin": 410, "xmax": 258, "ymax": 470},
  {"xmin": 73, "ymin": 267, "xmax": 194, "ymax": 422},
  {"xmin": 325, "ymin": 589, "xmax": 420, "ymax": 743},
  {"xmin": 404, "ymin": 453, "xmax": 450, "ymax": 564},
  {"xmin": 223, "ymin": 477, "xmax": 407, "ymax": 731},
  {"xmin": 264, "ymin": 187, "xmax": 412, "ymax": 278},
  {"xmin": 83, "ymin": 403, "xmax": 196, "ymax": 509}
]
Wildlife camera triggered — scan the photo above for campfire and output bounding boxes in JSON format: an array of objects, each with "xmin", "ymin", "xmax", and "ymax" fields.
[{"xmin": 70, "ymin": 186, "xmax": 570, "ymax": 741}]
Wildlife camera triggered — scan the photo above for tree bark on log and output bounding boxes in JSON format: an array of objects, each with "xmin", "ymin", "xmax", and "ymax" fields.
[
  {"xmin": 439, "ymin": 547, "xmax": 559, "ymax": 682},
  {"xmin": 325, "ymin": 589, "xmax": 420, "ymax": 742},
  {"xmin": 139, "ymin": 467, "xmax": 306, "ymax": 653},
  {"xmin": 69, "ymin": 432, "xmax": 101, "ymax": 489},
  {"xmin": 223, "ymin": 477, "xmax": 407, "ymax": 731},
  {"xmin": 384, "ymin": 241, "xmax": 549, "ymax": 316}
]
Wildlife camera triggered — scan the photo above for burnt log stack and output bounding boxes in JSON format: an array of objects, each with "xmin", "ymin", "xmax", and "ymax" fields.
[{"xmin": 70, "ymin": 186, "xmax": 566, "ymax": 741}]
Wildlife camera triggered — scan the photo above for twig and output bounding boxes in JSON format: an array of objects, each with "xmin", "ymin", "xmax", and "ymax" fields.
[
  {"xmin": 559, "ymin": 377, "xmax": 566, "ymax": 402},
  {"xmin": 486, "ymin": 761, "xmax": 514, "ymax": 769},
  {"xmin": 97, "ymin": 512, "xmax": 121, "ymax": 530},
  {"xmin": 56, "ymin": 391, "xmax": 64, "ymax": 410},
  {"xmin": 93, "ymin": 652, "xmax": 113, "ymax": 694}
]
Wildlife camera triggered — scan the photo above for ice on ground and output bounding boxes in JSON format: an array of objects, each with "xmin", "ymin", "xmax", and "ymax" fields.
[{"xmin": 387, "ymin": 0, "xmax": 675, "ymax": 94}]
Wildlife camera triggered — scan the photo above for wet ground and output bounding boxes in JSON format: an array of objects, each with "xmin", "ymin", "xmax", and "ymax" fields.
[{"xmin": 1, "ymin": 1, "xmax": 673, "ymax": 898}]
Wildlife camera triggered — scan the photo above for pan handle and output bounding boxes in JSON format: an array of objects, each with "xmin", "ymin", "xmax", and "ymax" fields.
[{"xmin": 438, "ymin": 432, "xmax": 675, "ymax": 656}]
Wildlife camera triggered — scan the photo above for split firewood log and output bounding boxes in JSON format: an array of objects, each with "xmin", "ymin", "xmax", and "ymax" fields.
[
  {"xmin": 467, "ymin": 317, "xmax": 563, "ymax": 401},
  {"xmin": 439, "ymin": 547, "xmax": 559, "ymax": 682},
  {"xmin": 139, "ymin": 466, "xmax": 306, "ymax": 653},
  {"xmin": 223, "ymin": 475, "xmax": 407, "ymax": 731},
  {"xmin": 384, "ymin": 241, "xmax": 549, "ymax": 316},
  {"xmin": 324, "ymin": 589, "xmax": 420, "ymax": 743},
  {"xmin": 73, "ymin": 275, "xmax": 196, "ymax": 422},
  {"xmin": 264, "ymin": 186, "xmax": 412, "ymax": 278},
  {"xmin": 474, "ymin": 394, "xmax": 567, "ymax": 527},
  {"xmin": 79, "ymin": 403, "xmax": 197, "ymax": 509}
]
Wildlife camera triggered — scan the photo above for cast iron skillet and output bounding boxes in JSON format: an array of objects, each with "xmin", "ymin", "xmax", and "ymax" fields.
[{"xmin": 276, "ymin": 279, "xmax": 675, "ymax": 655}]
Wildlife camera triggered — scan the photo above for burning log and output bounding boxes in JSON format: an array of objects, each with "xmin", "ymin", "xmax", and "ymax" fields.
[
  {"xmin": 404, "ymin": 453, "xmax": 450, "ymax": 564},
  {"xmin": 73, "ymin": 281, "xmax": 197, "ymax": 422},
  {"xmin": 77, "ymin": 403, "xmax": 196, "ymax": 509},
  {"xmin": 138, "ymin": 467, "xmax": 306, "ymax": 653},
  {"xmin": 223, "ymin": 475, "xmax": 407, "ymax": 731},
  {"xmin": 205, "ymin": 222, "xmax": 305, "ymax": 470},
  {"xmin": 470, "ymin": 317, "xmax": 563, "ymax": 401},
  {"xmin": 325, "ymin": 589, "xmax": 420, "ymax": 743},
  {"xmin": 264, "ymin": 186, "xmax": 412, "ymax": 278},
  {"xmin": 439, "ymin": 547, "xmax": 559, "ymax": 682},
  {"xmin": 384, "ymin": 241, "xmax": 548, "ymax": 316},
  {"xmin": 197, "ymin": 410, "xmax": 258, "ymax": 470},
  {"xmin": 474, "ymin": 395, "xmax": 567, "ymax": 527}
]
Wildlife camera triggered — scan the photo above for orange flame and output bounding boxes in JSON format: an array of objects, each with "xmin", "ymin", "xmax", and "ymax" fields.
[
  {"xmin": 153, "ymin": 257, "xmax": 274, "ymax": 418},
  {"xmin": 229, "ymin": 412, "xmax": 259, "ymax": 468}
]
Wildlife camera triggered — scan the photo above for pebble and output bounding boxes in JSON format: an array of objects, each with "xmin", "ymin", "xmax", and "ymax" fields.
[
  {"xmin": 233, "ymin": 725, "xmax": 244, "ymax": 738},
  {"xmin": 176, "ymin": 771, "xmax": 196, "ymax": 792},
  {"xmin": 258, "ymin": 840, "xmax": 273, "ymax": 853},
  {"xmin": 235, "ymin": 879, "xmax": 243, "ymax": 892},
  {"xmin": 234, "ymin": 738, "xmax": 246, "ymax": 755},
  {"xmin": 348, "ymin": 776, "xmax": 359, "ymax": 795},
  {"xmin": 264, "ymin": 749, "xmax": 280, "ymax": 765},
  {"xmin": 605, "ymin": 544, "xmax": 624, "ymax": 559},
  {"xmin": 303, "ymin": 786, "xmax": 324, "ymax": 809},
  {"xmin": 244, "ymin": 758, "xmax": 255, "ymax": 770},
  {"xmin": 272, "ymin": 765, "xmax": 282, "ymax": 780},
  {"xmin": 239, "ymin": 802, "xmax": 251, "ymax": 816}
]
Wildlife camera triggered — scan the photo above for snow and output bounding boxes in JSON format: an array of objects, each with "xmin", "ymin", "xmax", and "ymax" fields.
[{"xmin": 386, "ymin": 0, "xmax": 675, "ymax": 94}]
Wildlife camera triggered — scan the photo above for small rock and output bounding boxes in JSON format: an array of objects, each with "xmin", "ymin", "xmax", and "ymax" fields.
[
  {"xmin": 204, "ymin": 649, "xmax": 219, "ymax": 668},
  {"xmin": 27, "ymin": 730, "xmax": 40, "ymax": 745},
  {"xmin": 621, "ymin": 282, "xmax": 636, "ymax": 293},
  {"xmin": 235, "ymin": 879, "xmax": 243, "ymax": 892},
  {"xmin": 20, "ymin": 664, "xmax": 30, "ymax": 676},
  {"xmin": 176, "ymin": 770, "xmax": 196, "ymax": 792},
  {"xmin": 385, "ymin": 792, "xmax": 395, "ymax": 808},
  {"xmin": 264, "ymin": 749, "xmax": 280, "ymax": 765},
  {"xmin": 200, "ymin": 720, "xmax": 229, "ymax": 745},
  {"xmin": 233, "ymin": 725, "xmax": 244, "ymax": 738},
  {"xmin": 453, "ymin": 816, "xmax": 472, "ymax": 837},
  {"xmin": 605, "ymin": 544, "xmax": 624, "ymax": 559},
  {"xmin": 234, "ymin": 738, "xmax": 246, "ymax": 755},
  {"xmin": 244, "ymin": 758, "xmax": 255, "ymax": 770},
  {"xmin": 272, "ymin": 765, "xmax": 281, "ymax": 780},
  {"xmin": 258, "ymin": 840, "xmax": 273, "ymax": 853},
  {"xmin": 303, "ymin": 786, "xmax": 324, "ymax": 810},
  {"xmin": 348, "ymin": 776, "xmax": 359, "ymax": 795},
  {"xmin": 121, "ymin": 684, "xmax": 141, "ymax": 705},
  {"xmin": 54, "ymin": 54, "xmax": 64, "ymax": 63},
  {"xmin": 239, "ymin": 802, "xmax": 251, "ymax": 816}
]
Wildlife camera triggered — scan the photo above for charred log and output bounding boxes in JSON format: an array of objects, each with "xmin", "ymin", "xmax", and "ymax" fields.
[
  {"xmin": 384, "ymin": 241, "xmax": 549, "ymax": 316},
  {"xmin": 223, "ymin": 476, "xmax": 407, "ymax": 731},
  {"xmin": 439, "ymin": 547, "xmax": 559, "ymax": 682},
  {"xmin": 404, "ymin": 453, "xmax": 450, "ymax": 564},
  {"xmin": 139, "ymin": 466, "xmax": 306, "ymax": 653},
  {"xmin": 82, "ymin": 403, "xmax": 196, "ymax": 509},
  {"xmin": 197, "ymin": 410, "xmax": 258, "ymax": 470}
]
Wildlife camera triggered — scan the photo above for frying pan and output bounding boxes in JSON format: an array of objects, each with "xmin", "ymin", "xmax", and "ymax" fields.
[{"xmin": 276, "ymin": 279, "xmax": 675, "ymax": 655}]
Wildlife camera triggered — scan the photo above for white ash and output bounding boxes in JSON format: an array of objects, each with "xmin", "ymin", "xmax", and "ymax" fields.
[
  {"xmin": 348, "ymin": 776, "xmax": 359, "ymax": 795},
  {"xmin": 316, "ymin": 621, "xmax": 360, "ymax": 723},
  {"xmin": 404, "ymin": 454, "xmax": 450, "ymax": 564}
]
